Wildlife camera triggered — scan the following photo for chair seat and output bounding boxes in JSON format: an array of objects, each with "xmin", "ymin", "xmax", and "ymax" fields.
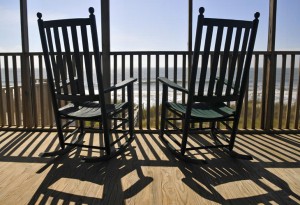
[
  {"xmin": 167, "ymin": 102, "xmax": 235, "ymax": 120},
  {"xmin": 59, "ymin": 101, "xmax": 128, "ymax": 119}
]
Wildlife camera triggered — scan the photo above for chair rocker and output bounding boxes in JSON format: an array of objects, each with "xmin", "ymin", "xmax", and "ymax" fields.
[
  {"xmin": 158, "ymin": 7, "xmax": 259, "ymax": 163},
  {"xmin": 37, "ymin": 7, "xmax": 137, "ymax": 162}
]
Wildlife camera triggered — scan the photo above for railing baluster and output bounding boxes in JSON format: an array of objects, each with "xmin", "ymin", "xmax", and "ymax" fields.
[
  {"xmin": 122, "ymin": 54, "xmax": 126, "ymax": 129},
  {"xmin": 122, "ymin": 54, "xmax": 125, "ymax": 102},
  {"xmin": 164, "ymin": 54, "xmax": 169, "ymax": 129},
  {"xmin": 38, "ymin": 54, "xmax": 45, "ymax": 128},
  {"xmin": 173, "ymin": 54, "xmax": 178, "ymax": 103},
  {"xmin": 173, "ymin": 54, "xmax": 178, "ymax": 127},
  {"xmin": 113, "ymin": 54, "xmax": 118, "ymax": 128},
  {"xmin": 113, "ymin": 54, "xmax": 117, "ymax": 103},
  {"xmin": 0, "ymin": 56, "xmax": 4, "ymax": 126},
  {"xmin": 182, "ymin": 54, "xmax": 187, "ymax": 104},
  {"xmin": 13, "ymin": 55, "xmax": 21, "ymax": 126},
  {"xmin": 48, "ymin": 79, "xmax": 54, "ymax": 128},
  {"xmin": 30, "ymin": 54, "xmax": 38, "ymax": 128},
  {"xmin": 261, "ymin": 55, "xmax": 268, "ymax": 129},
  {"xmin": 165, "ymin": 54, "xmax": 169, "ymax": 78},
  {"xmin": 4, "ymin": 55, "xmax": 12, "ymax": 126},
  {"xmin": 286, "ymin": 54, "xmax": 295, "ymax": 129},
  {"xmin": 251, "ymin": 54, "xmax": 259, "ymax": 129},
  {"xmin": 138, "ymin": 54, "xmax": 143, "ymax": 129},
  {"xmin": 147, "ymin": 54, "xmax": 151, "ymax": 129},
  {"xmin": 295, "ymin": 58, "xmax": 300, "ymax": 129},
  {"xmin": 130, "ymin": 54, "xmax": 134, "ymax": 78},
  {"xmin": 243, "ymin": 69, "xmax": 249, "ymax": 129},
  {"xmin": 155, "ymin": 54, "xmax": 160, "ymax": 129},
  {"xmin": 278, "ymin": 54, "xmax": 286, "ymax": 129}
]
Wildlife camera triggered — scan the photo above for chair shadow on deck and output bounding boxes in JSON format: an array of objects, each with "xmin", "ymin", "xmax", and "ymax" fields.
[
  {"xmin": 28, "ymin": 147, "xmax": 154, "ymax": 204},
  {"xmin": 0, "ymin": 131, "xmax": 300, "ymax": 204},
  {"xmin": 177, "ymin": 133, "xmax": 300, "ymax": 204}
]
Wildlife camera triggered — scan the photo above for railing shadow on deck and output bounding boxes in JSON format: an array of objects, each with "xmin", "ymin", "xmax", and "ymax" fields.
[{"xmin": 0, "ymin": 131, "xmax": 299, "ymax": 204}]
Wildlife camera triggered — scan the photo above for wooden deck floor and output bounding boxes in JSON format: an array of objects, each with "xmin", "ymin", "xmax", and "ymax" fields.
[{"xmin": 0, "ymin": 131, "xmax": 300, "ymax": 204}]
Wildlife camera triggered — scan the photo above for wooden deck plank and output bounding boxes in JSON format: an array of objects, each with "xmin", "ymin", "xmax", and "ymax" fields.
[{"xmin": 0, "ymin": 131, "xmax": 299, "ymax": 204}]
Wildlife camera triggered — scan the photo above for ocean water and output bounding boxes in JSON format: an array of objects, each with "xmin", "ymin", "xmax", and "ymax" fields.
[
  {"xmin": 1, "ymin": 67, "xmax": 299, "ymax": 106},
  {"xmin": 114, "ymin": 66, "xmax": 300, "ymax": 106}
]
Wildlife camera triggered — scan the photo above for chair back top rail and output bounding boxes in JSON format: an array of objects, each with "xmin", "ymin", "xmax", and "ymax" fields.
[{"xmin": 42, "ymin": 18, "xmax": 92, "ymax": 28}]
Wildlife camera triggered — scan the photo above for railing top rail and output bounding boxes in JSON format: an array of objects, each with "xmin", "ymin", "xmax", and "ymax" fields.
[
  {"xmin": 0, "ymin": 52, "xmax": 24, "ymax": 55},
  {"xmin": 1, "ymin": 50, "xmax": 300, "ymax": 56}
]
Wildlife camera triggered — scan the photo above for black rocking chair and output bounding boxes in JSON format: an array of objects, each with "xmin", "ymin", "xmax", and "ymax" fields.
[
  {"xmin": 158, "ymin": 7, "xmax": 259, "ymax": 163},
  {"xmin": 37, "ymin": 7, "xmax": 137, "ymax": 162}
]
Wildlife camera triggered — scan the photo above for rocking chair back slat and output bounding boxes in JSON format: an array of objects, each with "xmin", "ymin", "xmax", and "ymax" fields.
[
  {"xmin": 216, "ymin": 26, "xmax": 233, "ymax": 95},
  {"xmin": 53, "ymin": 27, "xmax": 69, "ymax": 95},
  {"xmin": 80, "ymin": 25, "xmax": 94, "ymax": 95},
  {"xmin": 61, "ymin": 26, "xmax": 77, "ymax": 95},
  {"xmin": 70, "ymin": 26, "xmax": 85, "ymax": 95},
  {"xmin": 234, "ymin": 28, "xmax": 250, "ymax": 95},
  {"xmin": 226, "ymin": 27, "xmax": 242, "ymax": 95},
  {"xmin": 207, "ymin": 26, "xmax": 223, "ymax": 96},
  {"xmin": 197, "ymin": 26, "xmax": 212, "ymax": 96}
]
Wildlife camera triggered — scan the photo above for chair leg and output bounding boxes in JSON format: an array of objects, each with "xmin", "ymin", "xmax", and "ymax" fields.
[
  {"xmin": 56, "ymin": 117, "xmax": 65, "ymax": 149},
  {"xmin": 128, "ymin": 108, "xmax": 134, "ymax": 137},
  {"xmin": 160, "ymin": 85, "xmax": 168, "ymax": 138},
  {"xmin": 102, "ymin": 118, "xmax": 111, "ymax": 156},
  {"xmin": 210, "ymin": 122, "xmax": 219, "ymax": 143},
  {"xmin": 160, "ymin": 107, "xmax": 166, "ymax": 138},
  {"xmin": 128, "ymin": 84, "xmax": 134, "ymax": 137},
  {"xmin": 181, "ymin": 113, "xmax": 192, "ymax": 156},
  {"xmin": 79, "ymin": 120, "xmax": 84, "ymax": 135},
  {"xmin": 226, "ymin": 119, "xmax": 253, "ymax": 160}
]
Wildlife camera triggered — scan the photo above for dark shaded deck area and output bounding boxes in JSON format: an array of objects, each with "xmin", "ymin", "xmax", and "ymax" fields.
[{"xmin": 0, "ymin": 131, "xmax": 299, "ymax": 204}]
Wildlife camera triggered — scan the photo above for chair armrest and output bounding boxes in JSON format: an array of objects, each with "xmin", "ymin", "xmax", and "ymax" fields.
[
  {"xmin": 104, "ymin": 78, "xmax": 137, "ymax": 92},
  {"xmin": 158, "ymin": 77, "xmax": 188, "ymax": 93}
]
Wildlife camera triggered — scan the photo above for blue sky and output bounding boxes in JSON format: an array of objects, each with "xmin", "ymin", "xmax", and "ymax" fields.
[{"xmin": 0, "ymin": 0, "xmax": 300, "ymax": 52}]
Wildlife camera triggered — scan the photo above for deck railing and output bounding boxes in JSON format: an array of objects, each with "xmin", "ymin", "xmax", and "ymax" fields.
[{"xmin": 0, "ymin": 51, "xmax": 299, "ymax": 132}]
